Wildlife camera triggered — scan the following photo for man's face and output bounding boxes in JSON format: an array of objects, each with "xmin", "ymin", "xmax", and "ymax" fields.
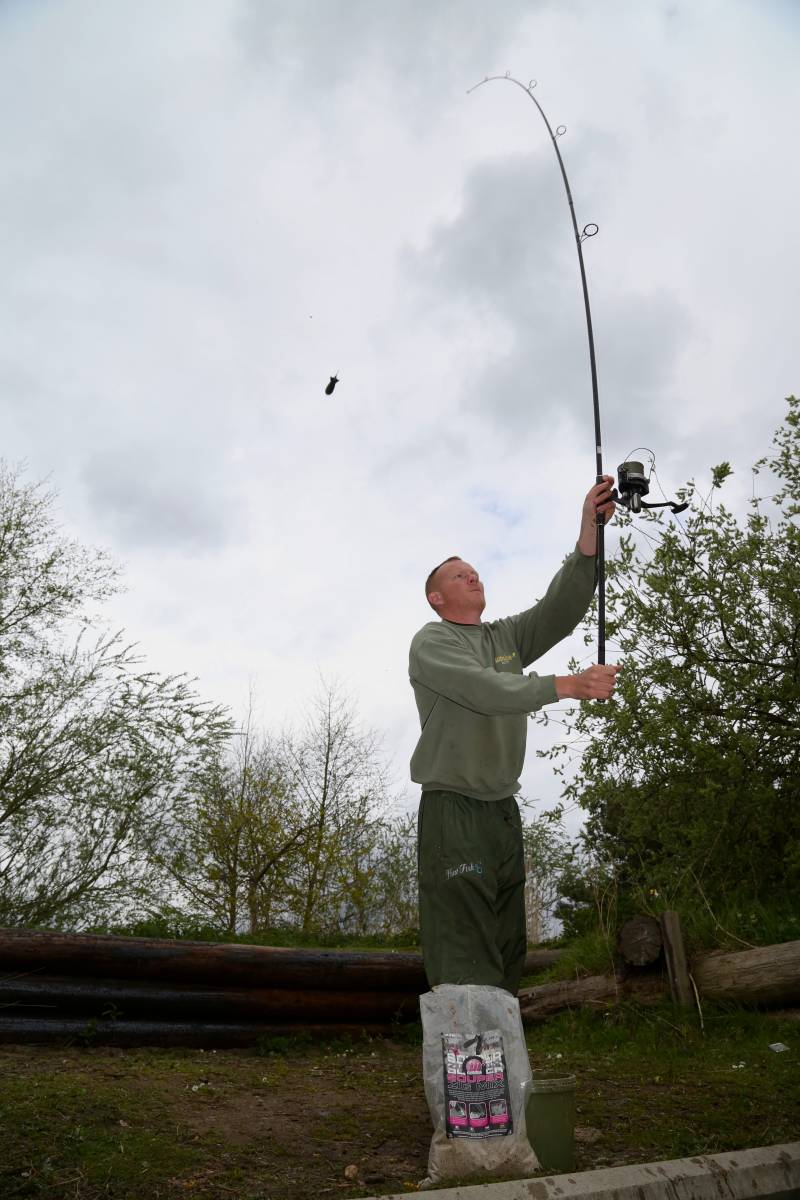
[{"xmin": 430, "ymin": 559, "xmax": 486, "ymax": 620}]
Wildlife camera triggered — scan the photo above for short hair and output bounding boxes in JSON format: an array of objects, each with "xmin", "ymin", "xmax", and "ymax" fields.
[{"xmin": 425, "ymin": 556, "xmax": 460, "ymax": 608}]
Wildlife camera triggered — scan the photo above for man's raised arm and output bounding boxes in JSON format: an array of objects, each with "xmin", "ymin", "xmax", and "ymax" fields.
[{"xmin": 511, "ymin": 478, "xmax": 616, "ymax": 667}]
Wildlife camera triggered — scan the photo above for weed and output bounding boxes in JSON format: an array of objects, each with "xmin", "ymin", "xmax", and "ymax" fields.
[{"xmin": 253, "ymin": 1030, "xmax": 313, "ymax": 1056}]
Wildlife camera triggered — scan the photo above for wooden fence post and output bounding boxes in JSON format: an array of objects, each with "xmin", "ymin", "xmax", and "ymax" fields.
[{"xmin": 660, "ymin": 910, "xmax": 693, "ymax": 1009}]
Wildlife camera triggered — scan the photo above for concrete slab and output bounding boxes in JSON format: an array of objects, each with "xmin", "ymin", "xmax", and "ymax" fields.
[{"xmin": 361, "ymin": 1141, "xmax": 800, "ymax": 1199}]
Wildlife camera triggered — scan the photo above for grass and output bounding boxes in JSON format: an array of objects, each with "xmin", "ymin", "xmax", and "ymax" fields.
[
  {"xmin": 0, "ymin": 1002, "xmax": 797, "ymax": 1199},
  {"xmin": 85, "ymin": 914, "xmax": 420, "ymax": 952},
  {"xmin": 528, "ymin": 1001, "xmax": 799, "ymax": 1163},
  {"xmin": 676, "ymin": 896, "xmax": 800, "ymax": 955},
  {"xmin": 522, "ymin": 928, "xmax": 616, "ymax": 985}
]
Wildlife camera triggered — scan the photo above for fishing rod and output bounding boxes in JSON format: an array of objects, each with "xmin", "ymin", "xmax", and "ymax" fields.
[
  {"xmin": 467, "ymin": 73, "xmax": 608, "ymax": 662},
  {"xmin": 468, "ymin": 75, "xmax": 687, "ymax": 666}
]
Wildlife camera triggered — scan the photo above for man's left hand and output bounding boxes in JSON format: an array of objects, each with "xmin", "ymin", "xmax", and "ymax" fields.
[{"xmin": 578, "ymin": 476, "xmax": 616, "ymax": 555}]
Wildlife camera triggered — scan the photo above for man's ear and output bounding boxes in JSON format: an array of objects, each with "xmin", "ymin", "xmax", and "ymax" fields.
[{"xmin": 427, "ymin": 590, "xmax": 443, "ymax": 611}]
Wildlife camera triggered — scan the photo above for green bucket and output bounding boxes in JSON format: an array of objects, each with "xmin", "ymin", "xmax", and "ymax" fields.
[{"xmin": 525, "ymin": 1071, "xmax": 576, "ymax": 1173}]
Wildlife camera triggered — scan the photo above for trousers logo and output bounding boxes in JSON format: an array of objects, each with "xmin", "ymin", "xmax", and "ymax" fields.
[{"xmin": 445, "ymin": 861, "xmax": 484, "ymax": 880}]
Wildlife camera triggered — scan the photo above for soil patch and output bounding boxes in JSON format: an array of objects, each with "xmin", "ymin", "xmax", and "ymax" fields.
[{"xmin": 1, "ymin": 1007, "xmax": 798, "ymax": 1198}]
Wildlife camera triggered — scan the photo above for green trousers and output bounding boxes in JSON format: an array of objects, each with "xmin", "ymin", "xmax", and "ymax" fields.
[{"xmin": 417, "ymin": 789, "xmax": 527, "ymax": 995}]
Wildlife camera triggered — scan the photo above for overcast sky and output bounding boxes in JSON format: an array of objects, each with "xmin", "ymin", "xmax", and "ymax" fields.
[{"xmin": 2, "ymin": 0, "xmax": 798, "ymax": 828}]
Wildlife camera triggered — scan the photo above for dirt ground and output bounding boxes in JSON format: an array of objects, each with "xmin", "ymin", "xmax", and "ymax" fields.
[
  {"xmin": 3, "ymin": 1038, "xmax": 432, "ymax": 1198},
  {"xmin": 2, "ymin": 1010, "xmax": 798, "ymax": 1199}
]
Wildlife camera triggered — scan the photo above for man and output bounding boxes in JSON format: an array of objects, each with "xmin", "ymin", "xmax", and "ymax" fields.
[{"xmin": 409, "ymin": 478, "xmax": 618, "ymax": 996}]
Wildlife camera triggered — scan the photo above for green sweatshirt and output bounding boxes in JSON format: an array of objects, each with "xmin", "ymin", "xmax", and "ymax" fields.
[{"xmin": 408, "ymin": 545, "xmax": 596, "ymax": 802}]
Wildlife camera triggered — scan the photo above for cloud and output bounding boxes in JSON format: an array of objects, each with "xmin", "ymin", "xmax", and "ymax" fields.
[
  {"xmin": 81, "ymin": 443, "xmax": 240, "ymax": 551},
  {"xmin": 404, "ymin": 147, "xmax": 694, "ymax": 443},
  {"xmin": 235, "ymin": 0, "xmax": 542, "ymax": 108}
]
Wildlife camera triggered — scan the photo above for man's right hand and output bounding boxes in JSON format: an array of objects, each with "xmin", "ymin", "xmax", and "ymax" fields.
[{"xmin": 555, "ymin": 664, "xmax": 620, "ymax": 701}]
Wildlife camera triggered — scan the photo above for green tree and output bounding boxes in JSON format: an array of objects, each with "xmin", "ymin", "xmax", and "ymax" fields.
[
  {"xmin": 149, "ymin": 684, "xmax": 414, "ymax": 941},
  {"xmin": 156, "ymin": 708, "xmax": 308, "ymax": 935},
  {"xmin": 284, "ymin": 680, "xmax": 391, "ymax": 936},
  {"xmin": 520, "ymin": 807, "xmax": 573, "ymax": 943},
  {"xmin": 0, "ymin": 465, "xmax": 231, "ymax": 928},
  {"xmin": 330, "ymin": 808, "xmax": 419, "ymax": 940},
  {"xmin": 538, "ymin": 398, "xmax": 800, "ymax": 921},
  {"xmin": 366, "ymin": 811, "xmax": 419, "ymax": 939}
]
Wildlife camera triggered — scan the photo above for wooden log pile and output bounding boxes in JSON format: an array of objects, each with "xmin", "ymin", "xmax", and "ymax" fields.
[
  {"xmin": 3, "ymin": 924, "xmax": 798, "ymax": 1045},
  {"xmin": 0, "ymin": 928, "xmax": 560, "ymax": 1046},
  {"xmin": 0, "ymin": 929, "xmax": 420, "ymax": 1046}
]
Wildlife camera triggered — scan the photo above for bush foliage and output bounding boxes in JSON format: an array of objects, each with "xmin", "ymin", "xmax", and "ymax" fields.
[{"xmin": 541, "ymin": 398, "xmax": 800, "ymax": 943}]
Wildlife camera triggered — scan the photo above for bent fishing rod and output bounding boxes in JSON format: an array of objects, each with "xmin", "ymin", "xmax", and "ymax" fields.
[{"xmin": 467, "ymin": 74, "xmax": 685, "ymax": 668}]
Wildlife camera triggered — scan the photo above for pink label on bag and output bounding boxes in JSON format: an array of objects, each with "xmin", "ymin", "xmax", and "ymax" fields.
[{"xmin": 441, "ymin": 1031, "xmax": 513, "ymax": 1140}]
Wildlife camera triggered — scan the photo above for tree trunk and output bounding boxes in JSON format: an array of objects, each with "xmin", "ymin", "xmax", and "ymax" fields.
[
  {"xmin": 690, "ymin": 939, "xmax": 800, "ymax": 1006},
  {"xmin": 248, "ymin": 889, "xmax": 258, "ymax": 935},
  {"xmin": 519, "ymin": 938, "xmax": 800, "ymax": 1021},
  {"xmin": 519, "ymin": 972, "xmax": 666, "ymax": 1020}
]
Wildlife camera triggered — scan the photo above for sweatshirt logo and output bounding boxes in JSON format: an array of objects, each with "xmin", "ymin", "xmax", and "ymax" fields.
[{"xmin": 495, "ymin": 652, "xmax": 516, "ymax": 665}]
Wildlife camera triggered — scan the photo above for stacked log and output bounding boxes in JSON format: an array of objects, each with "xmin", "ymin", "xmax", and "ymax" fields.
[
  {"xmin": 518, "ymin": 972, "xmax": 666, "ymax": 1020},
  {"xmin": 618, "ymin": 915, "xmax": 663, "ymax": 967},
  {"xmin": 5, "ymin": 926, "xmax": 797, "ymax": 1043},
  {"xmin": 0, "ymin": 930, "xmax": 418, "ymax": 1045},
  {"xmin": 0, "ymin": 928, "xmax": 561, "ymax": 1046},
  {"xmin": 519, "ymin": 938, "xmax": 800, "ymax": 1022}
]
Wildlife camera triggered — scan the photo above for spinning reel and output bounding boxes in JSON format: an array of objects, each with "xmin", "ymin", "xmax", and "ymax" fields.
[{"xmin": 612, "ymin": 458, "xmax": 688, "ymax": 516}]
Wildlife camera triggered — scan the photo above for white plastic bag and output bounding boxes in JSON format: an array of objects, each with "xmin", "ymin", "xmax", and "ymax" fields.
[{"xmin": 419, "ymin": 984, "xmax": 540, "ymax": 1189}]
